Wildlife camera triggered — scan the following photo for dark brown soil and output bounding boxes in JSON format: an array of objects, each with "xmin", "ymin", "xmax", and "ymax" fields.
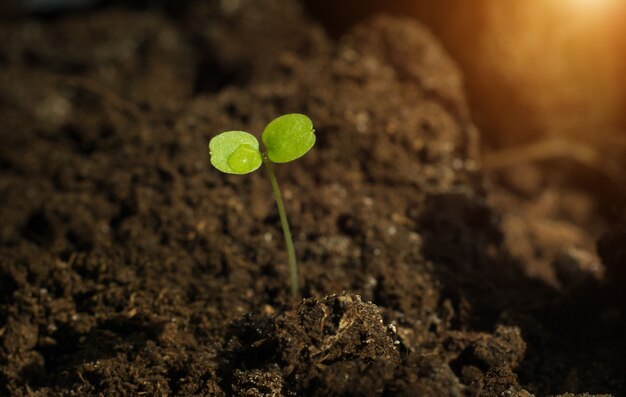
[{"xmin": 1, "ymin": 1, "xmax": 624, "ymax": 396}]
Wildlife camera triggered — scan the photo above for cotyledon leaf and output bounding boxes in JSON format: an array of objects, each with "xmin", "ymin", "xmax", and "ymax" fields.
[
  {"xmin": 262, "ymin": 113, "xmax": 315, "ymax": 163},
  {"xmin": 209, "ymin": 131, "xmax": 262, "ymax": 174}
]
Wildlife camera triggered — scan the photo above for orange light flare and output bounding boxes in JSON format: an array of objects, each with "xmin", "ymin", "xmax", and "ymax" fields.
[
  {"xmin": 479, "ymin": 0, "xmax": 626, "ymax": 176},
  {"xmin": 560, "ymin": 0, "xmax": 625, "ymax": 42},
  {"xmin": 550, "ymin": 0, "xmax": 626, "ymax": 145},
  {"xmin": 416, "ymin": 0, "xmax": 626, "ymax": 175},
  {"xmin": 566, "ymin": 0, "xmax": 619, "ymax": 15}
]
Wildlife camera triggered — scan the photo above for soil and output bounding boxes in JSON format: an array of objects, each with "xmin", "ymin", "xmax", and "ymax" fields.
[{"xmin": 1, "ymin": 1, "xmax": 625, "ymax": 396}]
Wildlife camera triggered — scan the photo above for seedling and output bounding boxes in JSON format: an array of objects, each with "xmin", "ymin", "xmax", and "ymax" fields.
[{"xmin": 209, "ymin": 114, "xmax": 315, "ymax": 298}]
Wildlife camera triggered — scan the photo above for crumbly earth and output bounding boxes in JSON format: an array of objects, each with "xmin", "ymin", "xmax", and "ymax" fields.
[{"xmin": 0, "ymin": 1, "xmax": 624, "ymax": 396}]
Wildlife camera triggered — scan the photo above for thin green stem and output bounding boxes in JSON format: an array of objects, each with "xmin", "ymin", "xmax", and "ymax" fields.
[{"xmin": 262, "ymin": 155, "xmax": 299, "ymax": 299}]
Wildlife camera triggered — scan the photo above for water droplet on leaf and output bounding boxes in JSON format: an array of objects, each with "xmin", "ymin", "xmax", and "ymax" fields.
[{"xmin": 227, "ymin": 144, "xmax": 262, "ymax": 174}]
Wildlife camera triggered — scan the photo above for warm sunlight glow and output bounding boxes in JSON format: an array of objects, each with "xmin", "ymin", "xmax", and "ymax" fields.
[{"xmin": 567, "ymin": 0, "xmax": 617, "ymax": 13}]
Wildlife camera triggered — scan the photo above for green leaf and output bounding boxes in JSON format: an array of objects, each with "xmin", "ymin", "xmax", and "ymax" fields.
[
  {"xmin": 209, "ymin": 131, "xmax": 262, "ymax": 174},
  {"xmin": 262, "ymin": 113, "xmax": 315, "ymax": 163}
]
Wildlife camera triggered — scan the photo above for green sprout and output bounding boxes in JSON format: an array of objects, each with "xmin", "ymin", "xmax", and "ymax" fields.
[{"xmin": 209, "ymin": 114, "xmax": 315, "ymax": 298}]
